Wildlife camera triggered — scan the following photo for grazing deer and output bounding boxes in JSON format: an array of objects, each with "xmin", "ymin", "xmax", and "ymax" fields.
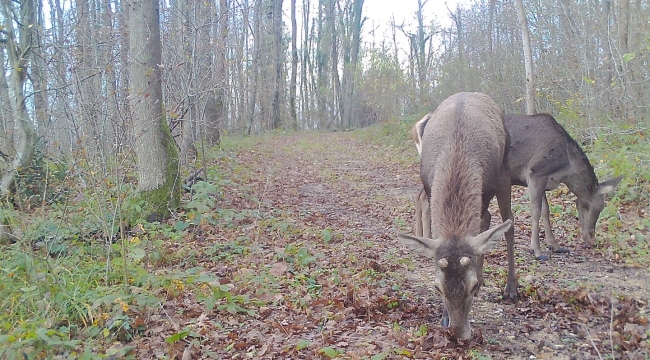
[
  {"xmin": 398, "ymin": 92, "xmax": 516, "ymax": 340},
  {"xmin": 506, "ymin": 113, "xmax": 622, "ymax": 259},
  {"xmin": 412, "ymin": 113, "xmax": 622, "ymax": 260}
]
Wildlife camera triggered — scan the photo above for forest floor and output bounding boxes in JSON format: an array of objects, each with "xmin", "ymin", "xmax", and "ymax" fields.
[{"xmin": 130, "ymin": 130, "xmax": 650, "ymax": 359}]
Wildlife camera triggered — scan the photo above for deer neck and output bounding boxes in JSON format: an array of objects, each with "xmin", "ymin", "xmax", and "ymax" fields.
[{"xmin": 563, "ymin": 158, "xmax": 599, "ymax": 201}]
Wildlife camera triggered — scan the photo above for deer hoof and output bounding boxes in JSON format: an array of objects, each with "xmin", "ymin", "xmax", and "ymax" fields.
[
  {"xmin": 529, "ymin": 249, "xmax": 548, "ymax": 261},
  {"xmin": 504, "ymin": 281, "xmax": 518, "ymax": 299},
  {"xmin": 552, "ymin": 247, "xmax": 570, "ymax": 253},
  {"xmin": 441, "ymin": 307, "xmax": 450, "ymax": 327}
]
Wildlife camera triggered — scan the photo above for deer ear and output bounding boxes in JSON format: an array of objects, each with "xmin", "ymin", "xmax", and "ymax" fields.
[
  {"xmin": 397, "ymin": 233, "xmax": 442, "ymax": 258},
  {"xmin": 597, "ymin": 175, "xmax": 623, "ymax": 195},
  {"xmin": 468, "ymin": 219, "xmax": 512, "ymax": 255}
]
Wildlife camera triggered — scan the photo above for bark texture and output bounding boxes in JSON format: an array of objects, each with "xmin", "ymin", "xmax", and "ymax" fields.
[{"xmin": 128, "ymin": 0, "xmax": 180, "ymax": 216}]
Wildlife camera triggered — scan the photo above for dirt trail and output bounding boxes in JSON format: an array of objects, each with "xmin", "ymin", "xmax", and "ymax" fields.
[
  {"xmin": 249, "ymin": 132, "xmax": 650, "ymax": 359},
  {"xmin": 134, "ymin": 132, "xmax": 649, "ymax": 359}
]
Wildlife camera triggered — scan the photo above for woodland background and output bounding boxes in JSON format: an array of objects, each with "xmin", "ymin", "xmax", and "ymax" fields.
[
  {"xmin": 0, "ymin": 0, "xmax": 649, "ymax": 358},
  {"xmin": 1, "ymin": 0, "xmax": 649, "ymax": 165}
]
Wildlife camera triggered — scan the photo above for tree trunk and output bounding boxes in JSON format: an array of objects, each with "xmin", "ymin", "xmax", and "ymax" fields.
[
  {"xmin": 316, "ymin": 0, "xmax": 327, "ymax": 128},
  {"xmin": 75, "ymin": 0, "xmax": 107, "ymax": 154},
  {"xmin": 31, "ymin": 0, "xmax": 49, "ymax": 134},
  {"xmin": 0, "ymin": 0, "xmax": 37, "ymax": 197},
  {"xmin": 207, "ymin": 0, "xmax": 228, "ymax": 144},
  {"xmin": 289, "ymin": 0, "xmax": 298, "ymax": 130},
  {"xmin": 488, "ymin": 0, "xmax": 496, "ymax": 53},
  {"xmin": 238, "ymin": 0, "xmax": 250, "ymax": 131},
  {"xmin": 0, "ymin": 62, "xmax": 12, "ymax": 157},
  {"xmin": 515, "ymin": 0, "xmax": 535, "ymax": 114},
  {"xmin": 271, "ymin": 0, "xmax": 284, "ymax": 129},
  {"xmin": 416, "ymin": 0, "xmax": 429, "ymax": 103},
  {"xmin": 617, "ymin": 0, "xmax": 630, "ymax": 71},
  {"xmin": 300, "ymin": 0, "xmax": 311, "ymax": 129},
  {"xmin": 391, "ymin": 16, "xmax": 399, "ymax": 64},
  {"xmin": 246, "ymin": 0, "xmax": 262, "ymax": 135},
  {"xmin": 0, "ymin": 0, "xmax": 38, "ymax": 240},
  {"xmin": 601, "ymin": 0, "xmax": 613, "ymax": 92},
  {"xmin": 127, "ymin": 0, "xmax": 180, "ymax": 217},
  {"xmin": 178, "ymin": 0, "xmax": 196, "ymax": 162},
  {"xmin": 326, "ymin": 0, "xmax": 341, "ymax": 127},
  {"xmin": 616, "ymin": 0, "xmax": 632, "ymax": 120},
  {"xmin": 341, "ymin": 0, "xmax": 363, "ymax": 128}
]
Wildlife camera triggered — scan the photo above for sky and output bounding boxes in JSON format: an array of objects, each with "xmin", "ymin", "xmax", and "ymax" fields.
[
  {"xmin": 361, "ymin": 0, "xmax": 471, "ymax": 59},
  {"xmin": 364, "ymin": 0, "xmax": 470, "ymax": 31}
]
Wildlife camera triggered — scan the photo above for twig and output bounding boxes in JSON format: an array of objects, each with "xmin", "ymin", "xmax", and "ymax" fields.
[
  {"xmin": 277, "ymin": 321, "xmax": 290, "ymax": 336},
  {"xmin": 583, "ymin": 324, "xmax": 603, "ymax": 360},
  {"xmin": 160, "ymin": 302, "xmax": 180, "ymax": 331},
  {"xmin": 610, "ymin": 293, "xmax": 615, "ymax": 360},
  {"xmin": 253, "ymin": 170, "xmax": 272, "ymax": 231}
]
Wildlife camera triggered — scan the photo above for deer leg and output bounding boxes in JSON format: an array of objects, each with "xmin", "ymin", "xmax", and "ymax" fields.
[
  {"xmin": 541, "ymin": 192, "xmax": 569, "ymax": 253},
  {"xmin": 528, "ymin": 182, "xmax": 548, "ymax": 261},
  {"xmin": 415, "ymin": 189, "xmax": 424, "ymax": 237},
  {"xmin": 476, "ymin": 254, "xmax": 486, "ymax": 289},
  {"xmin": 496, "ymin": 175, "xmax": 518, "ymax": 299},
  {"xmin": 441, "ymin": 306, "xmax": 449, "ymax": 327},
  {"xmin": 476, "ymin": 209, "xmax": 491, "ymax": 289},
  {"xmin": 481, "ymin": 208, "xmax": 491, "ymax": 232},
  {"xmin": 421, "ymin": 190, "xmax": 431, "ymax": 239}
]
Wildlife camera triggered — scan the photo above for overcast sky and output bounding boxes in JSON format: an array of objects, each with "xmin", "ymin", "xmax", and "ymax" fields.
[
  {"xmin": 364, "ymin": 0, "xmax": 470, "ymax": 31},
  {"xmin": 361, "ymin": 0, "xmax": 471, "ymax": 61}
]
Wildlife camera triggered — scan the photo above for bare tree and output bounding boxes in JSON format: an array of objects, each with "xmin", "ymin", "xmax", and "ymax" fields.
[
  {"xmin": 326, "ymin": 0, "xmax": 341, "ymax": 126},
  {"xmin": 245, "ymin": 0, "xmax": 262, "ymax": 135},
  {"xmin": 289, "ymin": 0, "xmax": 298, "ymax": 129},
  {"xmin": 515, "ymin": 0, "xmax": 535, "ymax": 114},
  {"xmin": 0, "ymin": 0, "xmax": 38, "ymax": 197},
  {"xmin": 207, "ymin": 0, "xmax": 229, "ymax": 144},
  {"xmin": 0, "ymin": 0, "xmax": 38, "ymax": 240},
  {"xmin": 300, "ymin": 0, "xmax": 311, "ymax": 129},
  {"xmin": 127, "ymin": 0, "xmax": 180, "ymax": 217},
  {"xmin": 341, "ymin": 0, "xmax": 364, "ymax": 128},
  {"xmin": 271, "ymin": 0, "xmax": 284, "ymax": 129},
  {"xmin": 401, "ymin": 0, "xmax": 433, "ymax": 106}
]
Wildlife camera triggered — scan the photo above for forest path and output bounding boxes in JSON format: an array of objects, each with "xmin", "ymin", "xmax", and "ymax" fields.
[{"xmin": 134, "ymin": 131, "xmax": 649, "ymax": 359}]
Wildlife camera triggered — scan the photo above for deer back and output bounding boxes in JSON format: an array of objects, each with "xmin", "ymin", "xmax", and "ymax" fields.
[{"xmin": 421, "ymin": 92, "xmax": 507, "ymax": 239}]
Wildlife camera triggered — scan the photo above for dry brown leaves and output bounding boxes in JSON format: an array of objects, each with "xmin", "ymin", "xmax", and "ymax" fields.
[{"xmin": 126, "ymin": 132, "xmax": 649, "ymax": 359}]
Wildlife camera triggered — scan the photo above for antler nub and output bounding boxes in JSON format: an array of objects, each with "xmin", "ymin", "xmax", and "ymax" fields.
[
  {"xmin": 437, "ymin": 258, "xmax": 448, "ymax": 268},
  {"xmin": 460, "ymin": 257, "xmax": 471, "ymax": 266}
]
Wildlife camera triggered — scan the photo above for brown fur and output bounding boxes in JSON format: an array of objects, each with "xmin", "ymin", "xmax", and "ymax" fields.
[
  {"xmin": 403, "ymin": 92, "xmax": 516, "ymax": 340},
  {"xmin": 505, "ymin": 113, "xmax": 622, "ymax": 258},
  {"xmin": 414, "ymin": 113, "xmax": 621, "ymax": 260},
  {"xmin": 421, "ymin": 93, "xmax": 507, "ymax": 240}
]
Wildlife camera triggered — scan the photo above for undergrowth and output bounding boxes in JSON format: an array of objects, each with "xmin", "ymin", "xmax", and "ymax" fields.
[
  {"xmin": 0, "ymin": 117, "xmax": 647, "ymax": 358},
  {"xmin": 0, "ymin": 139, "xmax": 261, "ymax": 358},
  {"xmin": 585, "ymin": 125, "xmax": 650, "ymax": 265}
]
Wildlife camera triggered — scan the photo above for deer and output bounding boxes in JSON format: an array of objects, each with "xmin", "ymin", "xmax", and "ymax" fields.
[
  {"xmin": 411, "ymin": 113, "xmax": 623, "ymax": 260},
  {"xmin": 398, "ymin": 92, "xmax": 516, "ymax": 340}
]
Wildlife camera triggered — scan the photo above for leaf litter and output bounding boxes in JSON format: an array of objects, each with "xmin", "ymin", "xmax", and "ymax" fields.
[{"xmin": 129, "ymin": 132, "xmax": 649, "ymax": 359}]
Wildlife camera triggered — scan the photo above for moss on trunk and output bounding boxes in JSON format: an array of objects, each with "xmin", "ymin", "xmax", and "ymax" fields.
[{"xmin": 141, "ymin": 116, "xmax": 180, "ymax": 219}]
